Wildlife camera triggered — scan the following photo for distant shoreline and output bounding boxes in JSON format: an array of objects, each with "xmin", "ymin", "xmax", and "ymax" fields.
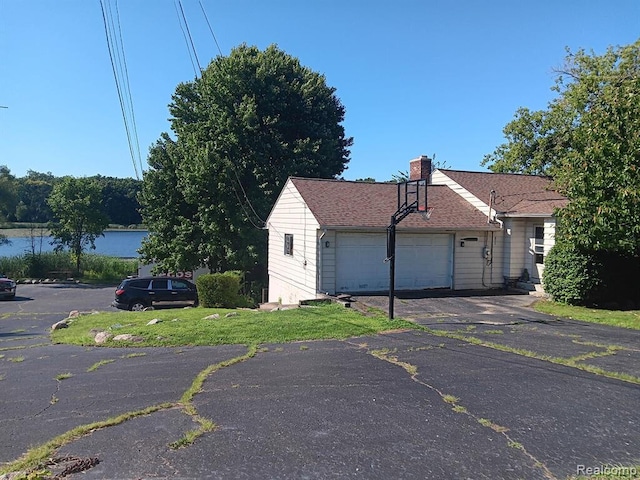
[{"xmin": 0, "ymin": 228, "xmax": 148, "ymax": 238}]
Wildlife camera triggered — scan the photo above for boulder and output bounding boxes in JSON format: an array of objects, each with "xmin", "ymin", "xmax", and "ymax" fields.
[
  {"xmin": 146, "ymin": 318, "xmax": 162, "ymax": 325},
  {"xmin": 203, "ymin": 314, "xmax": 220, "ymax": 320},
  {"xmin": 94, "ymin": 331, "xmax": 112, "ymax": 344},
  {"xmin": 51, "ymin": 320, "xmax": 69, "ymax": 331},
  {"xmin": 68, "ymin": 310, "xmax": 80, "ymax": 318},
  {"xmin": 225, "ymin": 312, "xmax": 238, "ymax": 318},
  {"xmin": 113, "ymin": 334, "xmax": 145, "ymax": 342}
]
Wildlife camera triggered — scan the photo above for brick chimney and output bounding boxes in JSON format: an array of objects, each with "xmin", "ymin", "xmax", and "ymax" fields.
[{"xmin": 409, "ymin": 155, "xmax": 432, "ymax": 182}]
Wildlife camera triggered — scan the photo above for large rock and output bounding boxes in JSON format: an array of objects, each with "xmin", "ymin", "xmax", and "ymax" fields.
[
  {"xmin": 51, "ymin": 320, "xmax": 70, "ymax": 331},
  {"xmin": 94, "ymin": 331, "xmax": 112, "ymax": 344},
  {"xmin": 113, "ymin": 334, "xmax": 145, "ymax": 342}
]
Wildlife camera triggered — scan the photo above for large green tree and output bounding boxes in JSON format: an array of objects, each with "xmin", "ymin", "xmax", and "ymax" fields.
[
  {"xmin": 484, "ymin": 40, "xmax": 640, "ymax": 254},
  {"xmin": 92, "ymin": 175, "xmax": 142, "ymax": 226},
  {"xmin": 140, "ymin": 44, "xmax": 352, "ymax": 275},
  {"xmin": 484, "ymin": 40, "xmax": 640, "ymax": 305},
  {"xmin": 14, "ymin": 170, "xmax": 55, "ymax": 223},
  {"xmin": 47, "ymin": 177, "xmax": 110, "ymax": 273}
]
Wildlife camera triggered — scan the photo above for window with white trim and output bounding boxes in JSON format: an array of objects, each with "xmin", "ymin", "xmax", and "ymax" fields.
[
  {"xmin": 534, "ymin": 226, "xmax": 544, "ymax": 264},
  {"xmin": 284, "ymin": 234, "xmax": 294, "ymax": 256}
]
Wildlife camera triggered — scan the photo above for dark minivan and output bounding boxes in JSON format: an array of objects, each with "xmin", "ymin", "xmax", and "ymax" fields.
[{"xmin": 113, "ymin": 276, "xmax": 198, "ymax": 311}]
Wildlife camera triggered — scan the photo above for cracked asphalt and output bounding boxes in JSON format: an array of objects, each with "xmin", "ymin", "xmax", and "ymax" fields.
[{"xmin": 1, "ymin": 284, "xmax": 639, "ymax": 479}]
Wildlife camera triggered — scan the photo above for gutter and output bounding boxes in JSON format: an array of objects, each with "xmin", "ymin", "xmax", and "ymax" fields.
[{"xmin": 317, "ymin": 229, "xmax": 327, "ymax": 296}]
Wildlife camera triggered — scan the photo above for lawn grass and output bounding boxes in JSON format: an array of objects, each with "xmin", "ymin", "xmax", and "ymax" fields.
[
  {"xmin": 52, "ymin": 304, "xmax": 416, "ymax": 347},
  {"xmin": 533, "ymin": 300, "xmax": 640, "ymax": 330}
]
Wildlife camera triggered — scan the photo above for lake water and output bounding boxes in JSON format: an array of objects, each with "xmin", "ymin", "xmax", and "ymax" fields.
[{"xmin": 0, "ymin": 230, "xmax": 148, "ymax": 258}]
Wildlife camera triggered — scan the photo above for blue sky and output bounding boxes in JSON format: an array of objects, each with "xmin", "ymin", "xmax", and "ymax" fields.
[{"xmin": 1, "ymin": 1, "xmax": 638, "ymax": 182}]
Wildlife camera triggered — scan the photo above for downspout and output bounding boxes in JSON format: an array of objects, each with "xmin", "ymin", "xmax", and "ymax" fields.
[
  {"xmin": 317, "ymin": 229, "xmax": 327, "ymax": 297},
  {"xmin": 488, "ymin": 190, "xmax": 496, "ymax": 223}
]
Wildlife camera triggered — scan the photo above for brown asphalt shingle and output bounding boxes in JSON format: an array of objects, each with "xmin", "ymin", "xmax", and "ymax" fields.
[
  {"xmin": 440, "ymin": 170, "xmax": 568, "ymax": 215},
  {"xmin": 290, "ymin": 178, "xmax": 498, "ymax": 231}
]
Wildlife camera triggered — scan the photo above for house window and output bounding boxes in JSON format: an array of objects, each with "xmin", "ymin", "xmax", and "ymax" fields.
[
  {"xmin": 534, "ymin": 226, "xmax": 544, "ymax": 264},
  {"xmin": 284, "ymin": 234, "xmax": 294, "ymax": 256}
]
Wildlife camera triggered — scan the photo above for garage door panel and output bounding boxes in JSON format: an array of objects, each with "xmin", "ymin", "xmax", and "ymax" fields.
[{"xmin": 336, "ymin": 233, "xmax": 452, "ymax": 293}]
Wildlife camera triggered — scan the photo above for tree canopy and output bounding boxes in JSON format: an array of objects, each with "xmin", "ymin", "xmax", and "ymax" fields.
[
  {"xmin": 483, "ymin": 40, "xmax": 640, "ymax": 254},
  {"xmin": 139, "ymin": 44, "xmax": 353, "ymax": 275},
  {"xmin": 47, "ymin": 177, "xmax": 111, "ymax": 273},
  {"xmin": 0, "ymin": 168, "xmax": 142, "ymax": 226}
]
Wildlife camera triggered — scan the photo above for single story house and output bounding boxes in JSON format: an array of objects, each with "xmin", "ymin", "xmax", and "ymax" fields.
[{"xmin": 266, "ymin": 156, "xmax": 568, "ymax": 304}]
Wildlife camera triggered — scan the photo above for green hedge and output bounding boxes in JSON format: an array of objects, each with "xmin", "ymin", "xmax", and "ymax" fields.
[
  {"xmin": 544, "ymin": 242, "xmax": 640, "ymax": 308},
  {"xmin": 196, "ymin": 271, "xmax": 248, "ymax": 308},
  {"xmin": 543, "ymin": 242, "xmax": 601, "ymax": 305}
]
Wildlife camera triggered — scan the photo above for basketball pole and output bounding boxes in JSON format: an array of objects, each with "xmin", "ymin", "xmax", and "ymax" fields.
[
  {"xmin": 387, "ymin": 217, "xmax": 397, "ymax": 319},
  {"xmin": 386, "ymin": 179, "xmax": 428, "ymax": 320},
  {"xmin": 387, "ymin": 207, "xmax": 411, "ymax": 319}
]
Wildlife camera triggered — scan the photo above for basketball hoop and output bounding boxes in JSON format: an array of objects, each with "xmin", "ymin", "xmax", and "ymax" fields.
[
  {"xmin": 418, "ymin": 206, "xmax": 433, "ymax": 220},
  {"xmin": 387, "ymin": 179, "xmax": 430, "ymax": 319}
]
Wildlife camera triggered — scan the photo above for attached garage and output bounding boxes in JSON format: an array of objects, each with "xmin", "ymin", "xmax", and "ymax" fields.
[{"xmin": 335, "ymin": 232, "xmax": 453, "ymax": 293}]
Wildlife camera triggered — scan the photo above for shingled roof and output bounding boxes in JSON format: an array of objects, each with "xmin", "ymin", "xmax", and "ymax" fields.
[
  {"xmin": 439, "ymin": 170, "xmax": 568, "ymax": 216},
  {"xmin": 289, "ymin": 177, "xmax": 499, "ymax": 231}
]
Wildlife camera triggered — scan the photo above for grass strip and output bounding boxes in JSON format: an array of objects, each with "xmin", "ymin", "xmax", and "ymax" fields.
[
  {"xmin": 170, "ymin": 344, "xmax": 259, "ymax": 448},
  {"xmin": 0, "ymin": 403, "xmax": 173, "ymax": 475},
  {"xmin": 87, "ymin": 359, "xmax": 116, "ymax": 372},
  {"xmin": 1, "ymin": 346, "xmax": 259, "ymax": 474},
  {"xmin": 51, "ymin": 304, "xmax": 416, "ymax": 348},
  {"xmin": 366, "ymin": 346, "xmax": 556, "ymax": 480},
  {"xmin": 534, "ymin": 301, "xmax": 640, "ymax": 330},
  {"xmin": 417, "ymin": 326, "xmax": 640, "ymax": 385}
]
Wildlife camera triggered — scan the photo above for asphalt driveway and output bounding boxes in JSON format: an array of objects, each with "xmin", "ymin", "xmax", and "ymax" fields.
[{"xmin": 1, "ymin": 285, "xmax": 639, "ymax": 479}]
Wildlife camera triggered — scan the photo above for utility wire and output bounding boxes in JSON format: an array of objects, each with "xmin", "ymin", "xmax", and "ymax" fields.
[
  {"xmin": 178, "ymin": 0, "xmax": 201, "ymax": 71},
  {"xmin": 174, "ymin": 0, "xmax": 201, "ymax": 76},
  {"xmin": 113, "ymin": 0, "xmax": 144, "ymax": 177},
  {"xmin": 100, "ymin": 0, "xmax": 142, "ymax": 180},
  {"xmin": 199, "ymin": 0, "xmax": 223, "ymax": 56},
  {"xmin": 229, "ymin": 159, "xmax": 266, "ymax": 227}
]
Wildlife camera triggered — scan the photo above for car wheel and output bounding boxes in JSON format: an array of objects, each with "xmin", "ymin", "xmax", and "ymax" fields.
[{"xmin": 129, "ymin": 301, "xmax": 147, "ymax": 311}]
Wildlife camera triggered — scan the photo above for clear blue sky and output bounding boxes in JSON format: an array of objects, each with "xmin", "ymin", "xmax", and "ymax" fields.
[{"xmin": 1, "ymin": 1, "xmax": 638, "ymax": 181}]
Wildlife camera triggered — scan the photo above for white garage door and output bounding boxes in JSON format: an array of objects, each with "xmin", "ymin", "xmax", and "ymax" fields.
[{"xmin": 335, "ymin": 232, "xmax": 452, "ymax": 292}]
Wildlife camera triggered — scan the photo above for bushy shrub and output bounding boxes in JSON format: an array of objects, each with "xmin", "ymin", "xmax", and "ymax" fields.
[
  {"xmin": 543, "ymin": 242, "xmax": 601, "ymax": 305},
  {"xmin": 544, "ymin": 242, "xmax": 640, "ymax": 308},
  {"xmin": 196, "ymin": 271, "xmax": 246, "ymax": 308},
  {"xmin": 0, "ymin": 252, "xmax": 137, "ymax": 283},
  {"xmin": 80, "ymin": 255, "xmax": 138, "ymax": 282}
]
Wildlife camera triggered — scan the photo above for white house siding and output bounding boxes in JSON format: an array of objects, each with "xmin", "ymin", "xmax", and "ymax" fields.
[
  {"xmin": 318, "ymin": 229, "xmax": 336, "ymax": 295},
  {"xmin": 502, "ymin": 218, "xmax": 527, "ymax": 279},
  {"xmin": 452, "ymin": 231, "xmax": 504, "ymax": 290},
  {"xmin": 267, "ymin": 182, "xmax": 320, "ymax": 304},
  {"xmin": 524, "ymin": 218, "xmax": 557, "ymax": 282},
  {"xmin": 501, "ymin": 217, "xmax": 556, "ymax": 284}
]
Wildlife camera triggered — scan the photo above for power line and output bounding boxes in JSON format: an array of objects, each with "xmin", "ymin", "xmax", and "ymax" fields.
[
  {"xmin": 112, "ymin": 0, "xmax": 144, "ymax": 177},
  {"xmin": 174, "ymin": 0, "xmax": 201, "ymax": 76},
  {"xmin": 99, "ymin": 0, "xmax": 143, "ymax": 180},
  {"xmin": 227, "ymin": 159, "xmax": 266, "ymax": 229},
  {"xmin": 199, "ymin": 0, "xmax": 223, "ymax": 56}
]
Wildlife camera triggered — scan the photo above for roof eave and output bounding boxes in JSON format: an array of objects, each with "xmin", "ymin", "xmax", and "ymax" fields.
[{"xmin": 498, "ymin": 212, "xmax": 556, "ymax": 218}]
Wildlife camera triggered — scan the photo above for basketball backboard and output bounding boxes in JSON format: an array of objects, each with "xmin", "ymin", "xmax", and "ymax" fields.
[{"xmin": 397, "ymin": 179, "xmax": 427, "ymax": 215}]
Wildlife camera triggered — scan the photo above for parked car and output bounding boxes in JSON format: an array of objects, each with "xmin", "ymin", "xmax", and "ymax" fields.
[
  {"xmin": 0, "ymin": 275, "xmax": 16, "ymax": 300},
  {"xmin": 112, "ymin": 276, "xmax": 198, "ymax": 311}
]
